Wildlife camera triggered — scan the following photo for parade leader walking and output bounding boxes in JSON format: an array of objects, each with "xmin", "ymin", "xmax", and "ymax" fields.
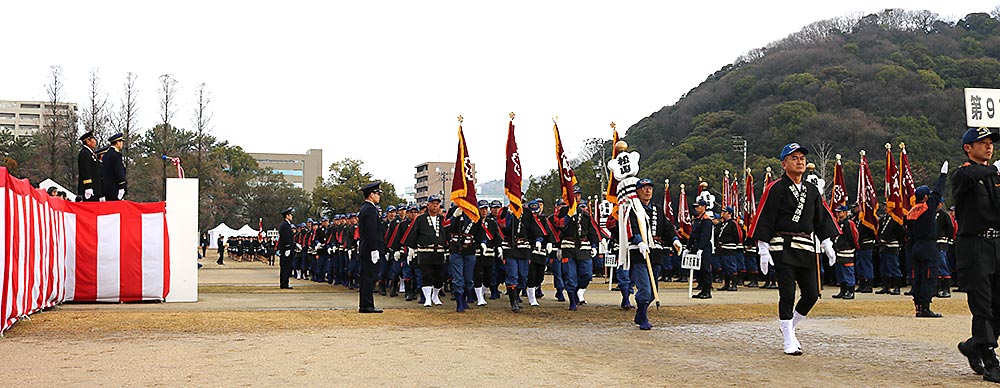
[{"xmin": 358, "ymin": 181, "xmax": 386, "ymax": 313}]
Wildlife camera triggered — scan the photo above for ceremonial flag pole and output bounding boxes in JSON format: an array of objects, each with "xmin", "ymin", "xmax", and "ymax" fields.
[
  {"xmin": 885, "ymin": 143, "xmax": 905, "ymax": 225},
  {"xmin": 552, "ymin": 117, "xmax": 579, "ymax": 215},
  {"xmin": 857, "ymin": 150, "xmax": 879, "ymax": 235},
  {"xmin": 744, "ymin": 168, "xmax": 756, "ymax": 236},
  {"xmin": 451, "ymin": 115, "xmax": 480, "ymax": 222},
  {"xmin": 831, "ymin": 154, "xmax": 848, "ymax": 209},
  {"xmin": 899, "ymin": 142, "xmax": 916, "ymax": 214},
  {"xmin": 677, "ymin": 184, "xmax": 691, "ymax": 239},
  {"xmin": 504, "ymin": 112, "xmax": 523, "ymax": 219},
  {"xmin": 606, "ymin": 123, "xmax": 622, "ymax": 219}
]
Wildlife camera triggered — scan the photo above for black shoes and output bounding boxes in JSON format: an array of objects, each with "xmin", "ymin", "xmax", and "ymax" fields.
[
  {"xmin": 959, "ymin": 341, "xmax": 986, "ymax": 375},
  {"xmin": 914, "ymin": 303, "xmax": 942, "ymax": 318},
  {"xmin": 359, "ymin": 307, "xmax": 383, "ymax": 313}
]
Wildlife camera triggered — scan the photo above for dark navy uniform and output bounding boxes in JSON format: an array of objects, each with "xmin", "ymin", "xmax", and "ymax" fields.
[
  {"xmin": 76, "ymin": 131, "xmax": 103, "ymax": 202},
  {"xmin": 277, "ymin": 208, "xmax": 295, "ymax": 289},
  {"xmin": 101, "ymin": 133, "xmax": 127, "ymax": 201},
  {"xmin": 905, "ymin": 173, "xmax": 946, "ymax": 318},
  {"xmin": 357, "ymin": 182, "xmax": 386, "ymax": 313}
]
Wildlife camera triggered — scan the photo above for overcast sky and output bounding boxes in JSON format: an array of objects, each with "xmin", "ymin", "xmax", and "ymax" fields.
[{"xmin": 4, "ymin": 1, "xmax": 996, "ymax": 193}]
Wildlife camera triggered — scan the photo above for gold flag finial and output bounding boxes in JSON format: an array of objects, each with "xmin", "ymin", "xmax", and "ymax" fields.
[
  {"xmin": 899, "ymin": 142, "xmax": 906, "ymax": 149},
  {"xmin": 552, "ymin": 115, "xmax": 559, "ymax": 123},
  {"xmin": 509, "ymin": 112, "xmax": 515, "ymax": 120},
  {"xmin": 885, "ymin": 143, "xmax": 891, "ymax": 150},
  {"xmin": 836, "ymin": 154, "xmax": 842, "ymax": 161},
  {"xmin": 457, "ymin": 115, "xmax": 464, "ymax": 123},
  {"xmin": 610, "ymin": 122, "xmax": 616, "ymax": 130},
  {"xmin": 860, "ymin": 150, "xmax": 866, "ymax": 157}
]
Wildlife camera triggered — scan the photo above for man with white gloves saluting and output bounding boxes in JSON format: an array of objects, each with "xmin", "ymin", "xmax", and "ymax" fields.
[{"xmin": 749, "ymin": 143, "xmax": 841, "ymax": 356}]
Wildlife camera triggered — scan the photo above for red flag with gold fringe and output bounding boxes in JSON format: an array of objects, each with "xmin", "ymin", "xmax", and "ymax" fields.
[
  {"xmin": 677, "ymin": 184, "xmax": 691, "ymax": 239},
  {"xmin": 553, "ymin": 120, "xmax": 579, "ymax": 216},
  {"xmin": 831, "ymin": 154, "xmax": 848, "ymax": 209},
  {"xmin": 504, "ymin": 116, "xmax": 523, "ymax": 218},
  {"xmin": 451, "ymin": 121, "xmax": 480, "ymax": 222},
  {"xmin": 857, "ymin": 150, "xmax": 879, "ymax": 234},
  {"xmin": 885, "ymin": 143, "xmax": 905, "ymax": 225}
]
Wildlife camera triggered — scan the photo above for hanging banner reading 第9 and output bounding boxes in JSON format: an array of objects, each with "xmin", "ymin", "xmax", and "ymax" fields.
[
  {"xmin": 1, "ymin": 167, "xmax": 170, "ymax": 334},
  {"xmin": 966, "ymin": 88, "xmax": 1000, "ymax": 128}
]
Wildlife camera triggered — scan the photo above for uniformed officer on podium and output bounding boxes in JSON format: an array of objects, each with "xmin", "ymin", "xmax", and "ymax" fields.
[
  {"xmin": 358, "ymin": 181, "xmax": 386, "ymax": 313},
  {"xmin": 277, "ymin": 207, "xmax": 296, "ymax": 289}
]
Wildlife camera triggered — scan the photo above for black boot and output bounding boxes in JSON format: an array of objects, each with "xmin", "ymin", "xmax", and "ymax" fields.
[
  {"xmin": 721, "ymin": 275, "xmax": 731, "ymax": 292},
  {"xmin": 889, "ymin": 277, "xmax": 901, "ymax": 295},
  {"xmin": 746, "ymin": 273, "xmax": 759, "ymax": 288},
  {"xmin": 937, "ymin": 278, "xmax": 952, "ymax": 298},
  {"xmin": 875, "ymin": 279, "xmax": 891, "ymax": 294},
  {"xmin": 508, "ymin": 288, "xmax": 521, "ymax": 313},
  {"xmin": 915, "ymin": 302, "xmax": 942, "ymax": 318},
  {"xmin": 857, "ymin": 279, "xmax": 873, "ymax": 293},
  {"xmin": 379, "ymin": 281, "xmax": 387, "ymax": 296},
  {"xmin": 958, "ymin": 340, "xmax": 986, "ymax": 375},
  {"xmin": 981, "ymin": 347, "xmax": 1000, "ymax": 383},
  {"xmin": 729, "ymin": 275, "xmax": 739, "ymax": 291},
  {"xmin": 404, "ymin": 280, "xmax": 415, "ymax": 301},
  {"xmin": 389, "ymin": 279, "xmax": 399, "ymax": 297},
  {"xmin": 832, "ymin": 285, "xmax": 846, "ymax": 299},
  {"xmin": 842, "ymin": 285, "xmax": 855, "ymax": 300}
]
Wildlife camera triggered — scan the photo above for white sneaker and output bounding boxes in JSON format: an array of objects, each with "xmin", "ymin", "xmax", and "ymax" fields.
[
  {"xmin": 475, "ymin": 287, "xmax": 487, "ymax": 306},
  {"xmin": 577, "ymin": 288, "xmax": 587, "ymax": 304},
  {"xmin": 527, "ymin": 287, "xmax": 539, "ymax": 306}
]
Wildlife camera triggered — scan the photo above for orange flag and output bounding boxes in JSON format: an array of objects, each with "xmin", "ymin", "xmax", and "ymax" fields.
[
  {"xmin": 553, "ymin": 120, "xmax": 579, "ymax": 216},
  {"xmin": 451, "ymin": 122, "xmax": 479, "ymax": 222}
]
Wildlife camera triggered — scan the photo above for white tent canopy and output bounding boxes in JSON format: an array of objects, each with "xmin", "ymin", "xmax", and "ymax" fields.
[{"xmin": 207, "ymin": 223, "xmax": 261, "ymax": 249}]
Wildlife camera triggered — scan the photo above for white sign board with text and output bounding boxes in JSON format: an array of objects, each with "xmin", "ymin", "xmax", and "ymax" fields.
[{"xmin": 966, "ymin": 88, "xmax": 1000, "ymax": 128}]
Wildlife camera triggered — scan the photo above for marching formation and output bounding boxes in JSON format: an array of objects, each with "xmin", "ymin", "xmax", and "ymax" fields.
[{"xmin": 265, "ymin": 115, "xmax": 1000, "ymax": 381}]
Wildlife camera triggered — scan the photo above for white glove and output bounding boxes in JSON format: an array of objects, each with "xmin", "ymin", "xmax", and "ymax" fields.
[
  {"xmin": 590, "ymin": 247, "xmax": 598, "ymax": 257},
  {"xmin": 393, "ymin": 251, "xmax": 401, "ymax": 261},
  {"xmin": 821, "ymin": 238, "xmax": 836, "ymax": 266},
  {"xmin": 118, "ymin": 189, "xmax": 125, "ymax": 200},
  {"xmin": 99, "ymin": 197, "xmax": 106, "ymax": 202},
  {"xmin": 637, "ymin": 242, "xmax": 650, "ymax": 255},
  {"xmin": 940, "ymin": 161, "xmax": 948, "ymax": 174},
  {"xmin": 757, "ymin": 241, "xmax": 773, "ymax": 275},
  {"xmin": 295, "ymin": 243, "xmax": 302, "ymax": 251},
  {"xmin": 599, "ymin": 240, "xmax": 609, "ymax": 255},
  {"xmin": 406, "ymin": 249, "xmax": 415, "ymax": 263},
  {"xmin": 84, "ymin": 188, "xmax": 93, "ymax": 199},
  {"xmin": 497, "ymin": 249, "xmax": 504, "ymax": 259},
  {"xmin": 695, "ymin": 250, "xmax": 703, "ymax": 258},
  {"xmin": 452, "ymin": 207, "xmax": 463, "ymax": 218},
  {"xmin": 545, "ymin": 243, "xmax": 554, "ymax": 253},
  {"xmin": 673, "ymin": 239, "xmax": 683, "ymax": 253},
  {"xmin": 371, "ymin": 251, "xmax": 379, "ymax": 264},
  {"xmin": 481, "ymin": 243, "xmax": 488, "ymax": 253},
  {"xmin": 994, "ymin": 160, "xmax": 1000, "ymax": 171},
  {"xmin": 283, "ymin": 250, "xmax": 290, "ymax": 257},
  {"xmin": 535, "ymin": 242, "xmax": 542, "ymax": 252}
]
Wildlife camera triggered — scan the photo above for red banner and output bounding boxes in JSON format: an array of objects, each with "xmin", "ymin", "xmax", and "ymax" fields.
[
  {"xmin": 663, "ymin": 179, "xmax": 675, "ymax": 225},
  {"xmin": 451, "ymin": 123, "xmax": 480, "ymax": 222},
  {"xmin": 885, "ymin": 144, "xmax": 905, "ymax": 224},
  {"xmin": 744, "ymin": 169, "xmax": 757, "ymax": 232},
  {"xmin": 553, "ymin": 121, "xmax": 579, "ymax": 216},
  {"xmin": 899, "ymin": 144, "xmax": 916, "ymax": 213},
  {"xmin": 1, "ymin": 167, "xmax": 170, "ymax": 334},
  {"xmin": 504, "ymin": 119, "xmax": 523, "ymax": 218},
  {"xmin": 857, "ymin": 151, "xmax": 880, "ymax": 234},
  {"xmin": 677, "ymin": 184, "xmax": 691, "ymax": 239},
  {"xmin": 722, "ymin": 173, "xmax": 731, "ymax": 209},
  {"xmin": 831, "ymin": 155, "xmax": 847, "ymax": 208}
]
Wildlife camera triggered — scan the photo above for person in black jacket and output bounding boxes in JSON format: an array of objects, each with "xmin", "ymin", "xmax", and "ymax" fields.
[
  {"xmin": 832, "ymin": 205, "xmax": 859, "ymax": 300},
  {"xmin": 906, "ymin": 164, "xmax": 947, "ymax": 319},
  {"xmin": 688, "ymin": 199, "xmax": 714, "ymax": 299},
  {"xmin": 76, "ymin": 130, "xmax": 103, "ymax": 202},
  {"xmin": 357, "ymin": 182, "xmax": 386, "ymax": 313},
  {"xmin": 277, "ymin": 208, "xmax": 295, "ymax": 289},
  {"xmin": 101, "ymin": 133, "xmax": 127, "ymax": 201}
]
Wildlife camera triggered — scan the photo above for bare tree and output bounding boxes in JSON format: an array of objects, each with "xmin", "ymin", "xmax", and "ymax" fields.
[
  {"xmin": 81, "ymin": 68, "xmax": 111, "ymax": 145},
  {"xmin": 811, "ymin": 139, "xmax": 835, "ymax": 192},
  {"xmin": 158, "ymin": 74, "xmax": 179, "ymax": 198},
  {"xmin": 112, "ymin": 72, "xmax": 139, "ymax": 159},
  {"xmin": 192, "ymin": 83, "xmax": 212, "ymax": 177},
  {"xmin": 35, "ymin": 65, "xmax": 75, "ymax": 186}
]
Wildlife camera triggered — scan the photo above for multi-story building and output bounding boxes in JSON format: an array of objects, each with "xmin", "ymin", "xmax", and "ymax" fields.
[
  {"xmin": 0, "ymin": 100, "xmax": 78, "ymax": 139},
  {"xmin": 249, "ymin": 149, "xmax": 323, "ymax": 192},
  {"xmin": 414, "ymin": 161, "xmax": 476, "ymax": 208}
]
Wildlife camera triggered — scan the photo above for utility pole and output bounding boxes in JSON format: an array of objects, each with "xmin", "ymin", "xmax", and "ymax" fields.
[
  {"xmin": 732, "ymin": 135, "xmax": 747, "ymax": 184},
  {"xmin": 437, "ymin": 170, "xmax": 450, "ymax": 208}
]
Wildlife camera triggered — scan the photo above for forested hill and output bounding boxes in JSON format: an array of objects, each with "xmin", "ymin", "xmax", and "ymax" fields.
[{"xmin": 624, "ymin": 9, "xmax": 1000, "ymax": 199}]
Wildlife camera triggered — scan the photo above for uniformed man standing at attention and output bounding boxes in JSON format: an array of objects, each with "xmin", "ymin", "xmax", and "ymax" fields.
[
  {"xmin": 101, "ymin": 133, "xmax": 127, "ymax": 201},
  {"xmin": 749, "ymin": 143, "xmax": 840, "ymax": 356},
  {"xmin": 357, "ymin": 182, "xmax": 386, "ymax": 313},
  {"xmin": 954, "ymin": 127, "xmax": 1000, "ymax": 382},
  {"xmin": 76, "ymin": 130, "xmax": 103, "ymax": 202},
  {"xmin": 277, "ymin": 207, "xmax": 296, "ymax": 289}
]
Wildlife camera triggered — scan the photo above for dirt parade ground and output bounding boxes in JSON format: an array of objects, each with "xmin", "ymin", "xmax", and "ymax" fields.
[{"xmin": 1, "ymin": 259, "xmax": 995, "ymax": 387}]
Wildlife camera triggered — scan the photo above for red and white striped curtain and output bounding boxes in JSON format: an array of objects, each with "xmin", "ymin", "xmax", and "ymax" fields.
[{"xmin": 2, "ymin": 167, "xmax": 170, "ymax": 334}]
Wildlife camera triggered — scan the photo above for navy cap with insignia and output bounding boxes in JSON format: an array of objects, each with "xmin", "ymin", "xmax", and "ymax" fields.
[
  {"xmin": 834, "ymin": 205, "xmax": 851, "ymax": 212},
  {"xmin": 534, "ymin": 198, "xmax": 544, "ymax": 203},
  {"xmin": 636, "ymin": 178, "xmax": 654, "ymax": 189},
  {"xmin": 693, "ymin": 199, "xmax": 709, "ymax": 207},
  {"xmin": 490, "ymin": 200, "xmax": 502, "ymax": 208},
  {"xmin": 779, "ymin": 143, "xmax": 809, "ymax": 161},
  {"xmin": 419, "ymin": 202, "xmax": 428, "ymax": 210},
  {"xmin": 321, "ymin": 217, "xmax": 329, "ymax": 222},
  {"xmin": 281, "ymin": 207, "xmax": 295, "ymax": 216},
  {"xmin": 427, "ymin": 195, "xmax": 442, "ymax": 203},
  {"xmin": 96, "ymin": 146, "xmax": 110, "ymax": 156},
  {"xmin": 108, "ymin": 133, "xmax": 124, "ymax": 143},
  {"xmin": 407, "ymin": 204, "xmax": 418, "ymax": 211},
  {"xmin": 386, "ymin": 205, "xmax": 397, "ymax": 212},
  {"xmin": 78, "ymin": 130, "xmax": 95, "ymax": 142},
  {"xmin": 526, "ymin": 200, "xmax": 539, "ymax": 211},
  {"xmin": 573, "ymin": 185, "xmax": 582, "ymax": 194},
  {"xmin": 360, "ymin": 181, "xmax": 382, "ymax": 197},
  {"xmin": 914, "ymin": 185, "xmax": 931, "ymax": 200},
  {"xmin": 477, "ymin": 199, "xmax": 489, "ymax": 208},
  {"xmin": 554, "ymin": 198, "xmax": 566, "ymax": 206},
  {"xmin": 722, "ymin": 206, "xmax": 734, "ymax": 214},
  {"xmin": 962, "ymin": 127, "xmax": 1000, "ymax": 144}
]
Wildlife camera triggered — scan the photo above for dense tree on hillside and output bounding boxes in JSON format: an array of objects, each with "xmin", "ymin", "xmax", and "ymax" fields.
[{"xmin": 624, "ymin": 9, "xmax": 1000, "ymax": 207}]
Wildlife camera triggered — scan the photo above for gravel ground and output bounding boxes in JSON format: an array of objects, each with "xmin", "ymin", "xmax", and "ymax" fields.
[{"xmin": 2, "ymin": 263, "xmax": 994, "ymax": 387}]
